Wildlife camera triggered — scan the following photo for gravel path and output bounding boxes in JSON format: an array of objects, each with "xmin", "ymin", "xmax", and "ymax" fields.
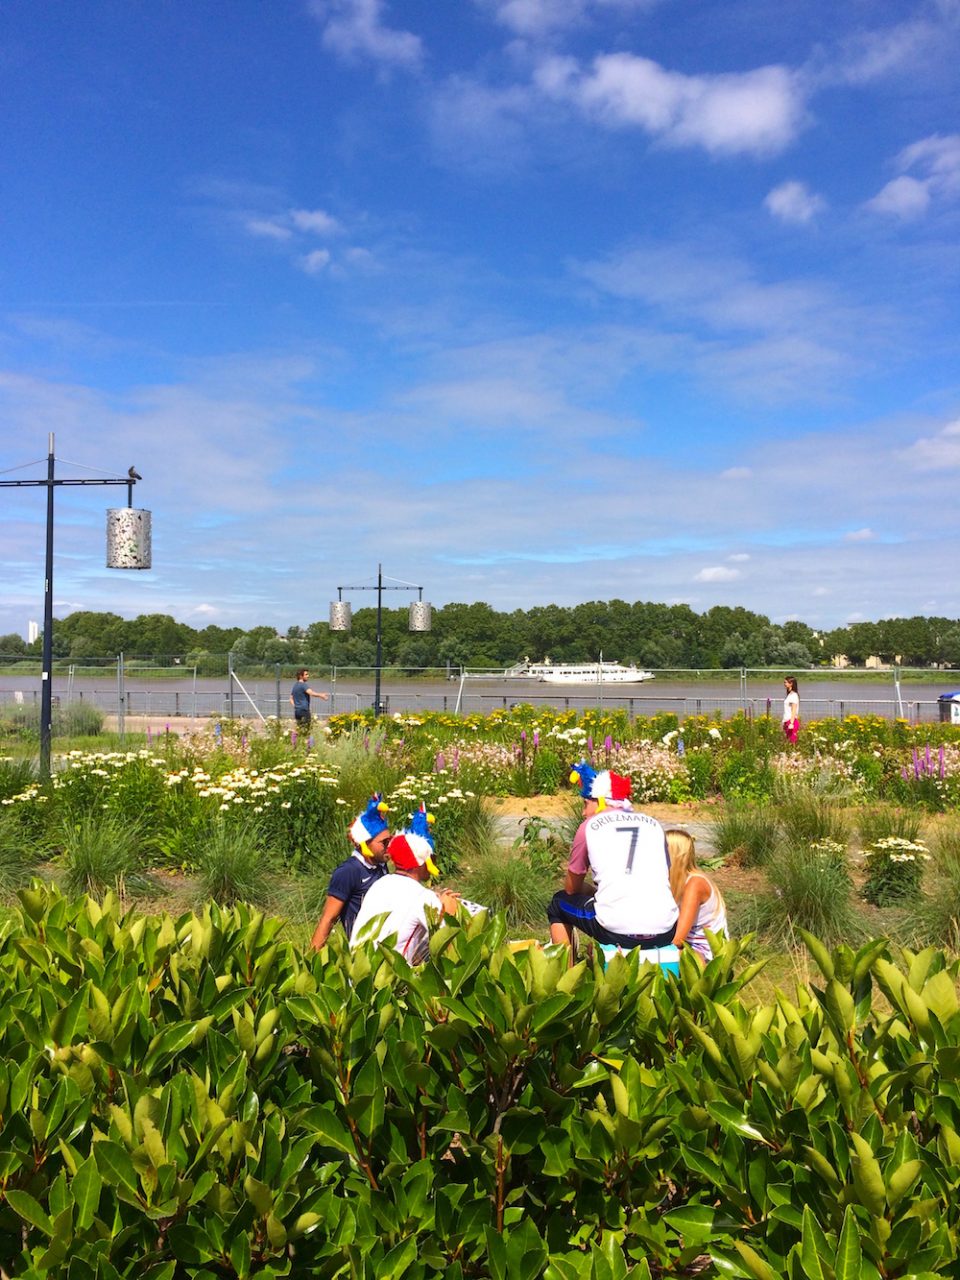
[{"xmin": 492, "ymin": 813, "xmax": 717, "ymax": 856}]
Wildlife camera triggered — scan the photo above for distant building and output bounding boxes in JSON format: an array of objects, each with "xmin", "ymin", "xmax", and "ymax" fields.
[
  {"xmin": 27, "ymin": 621, "xmax": 38, "ymax": 644},
  {"xmin": 830, "ymin": 654, "xmax": 850, "ymax": 669}
]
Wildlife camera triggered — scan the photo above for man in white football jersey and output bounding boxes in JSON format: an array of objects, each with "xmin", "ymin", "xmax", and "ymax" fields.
[{"xmin": 547, "ymin": 762, "xmax": 678, "ymax": 956}]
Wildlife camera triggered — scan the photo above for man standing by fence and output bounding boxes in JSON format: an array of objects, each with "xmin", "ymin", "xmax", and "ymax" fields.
[{"xmin": 289, "ymin": 668, "xmax": 329, "ymax": 728}]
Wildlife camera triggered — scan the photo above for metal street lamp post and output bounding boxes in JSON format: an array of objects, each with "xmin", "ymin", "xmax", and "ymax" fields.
[
  {"xmin": 329, "ymin": 565, "xmax": 431, "ymax": 716},
  {"xmin": 0, "ymin": 434, "xmax": 151, "ymax": 776}
]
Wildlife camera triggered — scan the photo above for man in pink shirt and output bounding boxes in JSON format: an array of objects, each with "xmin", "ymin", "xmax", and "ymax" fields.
[{"xmin": 547, "ymin": 761, "xmax": 678, "ymax": 957}]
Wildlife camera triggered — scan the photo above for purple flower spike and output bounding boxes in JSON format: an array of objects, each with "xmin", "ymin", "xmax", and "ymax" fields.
[
  {"xmin": 604, "ymin": 734, "xmax": 613, "ymax": 752},
  {"xmin": 521, "ymin": 729, "xmax": 527, "ymax": 742},
  {"xmin": 452, "ymin": 747, "xmax": 460, "ymax": 772},
  {"xmin": 587, "ymin": 736, "xmax": 594, "ymax": 756},
  {"xmin": 308, "ymin": 736, "xmax": 314, "ymax": 749},
  {"xmin": 901, "ymin": 767, "xmax": 909, "ymax": 780},
  {"xmin": 291, "ymin": 731, "xmax": 297, "ymax": 747},
  {"xmin": 165, "ymin": 723, "xmax": 170, "ymax": 735},
  {"xmin": 940, "ymin": 744, "xmax": 946, "ymax": 779},
  {"xmin": 533, "ymin": 731, "xmax": 539, "ymax": 749},
  {"xmin": 435, "ymin": 751, "xmax": 446, "ymax": 773}
]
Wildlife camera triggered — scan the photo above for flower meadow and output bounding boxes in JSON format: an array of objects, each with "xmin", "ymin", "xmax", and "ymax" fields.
[{"xmin": 0, "ymin": 707, "xmax": 957, "ymax": 913}]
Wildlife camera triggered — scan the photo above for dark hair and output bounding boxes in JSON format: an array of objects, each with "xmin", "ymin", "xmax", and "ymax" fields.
[
  {"xmin": 296, "ymin": 669, "xmax": 308, "ymax": 681},
  {"xmin": 784, "ymin": 676, "xmax": 798, "ymax": 693}
]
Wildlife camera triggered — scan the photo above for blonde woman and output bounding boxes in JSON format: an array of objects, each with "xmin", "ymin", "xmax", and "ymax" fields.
[{"xmin": 667, "ymin": 829, "xmax": 727, "ymax": 963}]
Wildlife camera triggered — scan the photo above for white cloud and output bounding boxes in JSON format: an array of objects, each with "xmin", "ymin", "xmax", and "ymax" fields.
[
  {"xmin": 300, "ymin": 249, "xmax": 332, "ymax": 274},
  {"xmin": 289, "ymin": 208, "xmax": 343, "ymax": 236},
  {"xmin": 900, "ymin": 419, "xmax": 960, "ymax": 471},
  {"xmin": 808, "ymin": 5, "xmax": 960, "ymax": 90},
  {"xmin": 728, "ymin": 553, "xmax": 750, "ymax": 562},
  {"xmin": 866, "ymin": 133, "xmax": 960, "ymax": 218},
  {"xmin": 475, "ymin": 0, "xmax": 652, "ymax": 37},
  {"xmin": 844, "ymin": 528, "xmax": 874, "ymax": 542},
  {"xmin": 764, "ymin": 180, "xmax": 825, "ymax": 224},
  {"xmin": 534, "ymin": 52, "xmax": 805, "ymax": 156},
  {"xmin": 722, "ymin": 467, "xmax": 753, "ymax": 479},
  {"xmin": 695, "ymin": 566, "xmax": 742, "ymax": 582},
  {"xmin": 576, "ymin": 243, "xmax": 874, "ymax": 405},
  {"xmin": 865, "ymin": 175, "xmax": 931, "ymax": 219},
  {"xmin": 245, "ymin": 217, "xmax": 294, "ymax": 241},
  {"xmin": 307, "ymin": 0, "xmax": 423, "ymax": 70},
  {"xmin": 428, "ymin": 77, "xmax": 536, "ymax": 171}
]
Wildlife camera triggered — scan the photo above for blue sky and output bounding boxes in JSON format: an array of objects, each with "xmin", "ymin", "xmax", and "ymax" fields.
[{"xmin": 2, "ymin": 0, "xmax": 959, "ymax": 638}]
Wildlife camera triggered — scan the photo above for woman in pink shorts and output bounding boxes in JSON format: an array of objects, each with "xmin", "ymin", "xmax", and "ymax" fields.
[{"xmin": 782, "ymin": 676, "xmax": 800, "ymax": 744}]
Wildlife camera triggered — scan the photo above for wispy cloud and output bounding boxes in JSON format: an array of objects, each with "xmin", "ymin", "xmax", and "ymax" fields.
[
  {"xmin": 245, "ymin": 217, "xmax": 294, "ymax": 241},
  {"xmin": 866, "ymin": 134, "xmax": 960, "ymax": 218},
  {"xmin": 899, "ymin": 418, "xmax": 960, "ymax": 470},
  {"xmin": 844, "ymin": 528, "xmax": 875, "ymax": 542},
  {"xmin": 808, "ymin": 5, "xmax": 960, "ymax": 87},
  {"xmin": 299, "ymin": 249, "xmax": 333, "ymax": 275},
  {"xmin": 764, "ymin": 180, "xmax": 825, "ymax": 225},
  {"xmin": 474, "ymin": 0, "xmax": 654, "ymax": 38},
  {"xmin": 307, "ymin": 0, "xmax": 424, "ymax": 70},
  {"xmin": 534, "ymin": 53, "xmax": 805, "ymax": 156},
  {"xmin": 696, "ymin": 566, "xmax": 742, "ymax": 582},
  {"xmin": 290, "ymin": 208, "xmax": 343, "ymax": 235},
  {"xmin": 575, "ymin": 242, "xmax": 876, "ymax": 404}
]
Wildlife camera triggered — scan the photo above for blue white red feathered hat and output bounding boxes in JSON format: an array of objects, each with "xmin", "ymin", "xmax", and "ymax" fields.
[
  {"xmin": 569, "ymin": 761, "xmax": 632, "ymax": 806},
  {"xmin": 350, "ymin": 793, "xmax": 390, "ymax": 846},
  {"xmin": 388, "ymin": 804, "xmax": 440, "ymax": 876}
]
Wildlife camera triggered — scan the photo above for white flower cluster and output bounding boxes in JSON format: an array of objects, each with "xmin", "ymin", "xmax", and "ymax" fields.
[
  {"xmin": 1, "ymin": 784, "xmax": 47, "ymax": 807},
  {"xmin": 389, "ymin": 771, "xmax": 476, "ymax": 815},
  {"xmin": 865, "ymin": 836, "xmax": 931, "ymax": 863},
  {"xmin": 547, "ymin": 725, "xmax": 588, "ymax": 746}
]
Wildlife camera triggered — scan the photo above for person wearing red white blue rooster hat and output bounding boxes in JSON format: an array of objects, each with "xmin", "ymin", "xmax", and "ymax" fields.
[
  {"xmin": 547, "ymin": 761, "xmax": 678, "ymax": 958},
  {"xmin": 310, "ymin": 794, "xmax": 392, "ymax": 950},
  {"xmin": 351, "ymin": 804, "xmax": 461, "ymax": 963}
]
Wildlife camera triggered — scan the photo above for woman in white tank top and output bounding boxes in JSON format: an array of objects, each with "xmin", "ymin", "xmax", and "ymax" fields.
[{"xmin": 666, "ymin": 829, "xmax": 728, "ymax": 963}]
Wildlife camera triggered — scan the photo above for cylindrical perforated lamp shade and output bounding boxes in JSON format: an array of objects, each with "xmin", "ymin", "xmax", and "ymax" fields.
[
  {"xmin": 106, "ymin": 508, "xmax": 152, "ymax": 570},
  {"xmin": 329, "ymin": 601, "xmax": 352, "ymax": 631},
  {"xmin": 408, "ymin": 600, "xmax": 432, "ymax": 632}
]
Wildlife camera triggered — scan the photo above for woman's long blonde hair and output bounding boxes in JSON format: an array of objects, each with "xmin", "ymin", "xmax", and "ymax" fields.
[{"xmin": 666, "ymin": 828, "xmax": 724, "ymax": 913}]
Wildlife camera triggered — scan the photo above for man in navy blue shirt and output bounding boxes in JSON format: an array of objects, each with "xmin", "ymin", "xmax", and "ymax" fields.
[
  {"xmin": 310, "ymin": 794, "xmax": 391, "ymax": 949},
  {"xmin": 290, "ymin": 668, "xmax": 329, "ymax": 729}
]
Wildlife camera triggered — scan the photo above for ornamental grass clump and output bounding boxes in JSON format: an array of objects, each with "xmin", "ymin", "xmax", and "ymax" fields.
[
  {"xmin": 0, "ymin": 755, "xmax": 36, "ymax": 801},
  {"xmin": 756, "ymin": 839, "xmax": 859, "ymax": 947},
  {"xmin": 900, "ymin": 817, "xmax": 960, "ymax": 948},
  {"xmin": 713, "ymin": 801, "xmax": 780, "ymax": 867},
  {"xmin": 0, "ymin": 811, "xmax": 34, "ymax": 894},
  {"xmin": 776, "ymin": 786, "xmax": 851, "ymax": 847},
  {"xmin": 57, "ymin": 812, "xmax": 154, "ymax": 900},
  {"xmin": 862, "ymin": 836, "xmax": 930, "ymax": 906},
  {"xmin": 858, "ymin": 804, "xmax": 923, "ymax": 847},
  {"xmin": 193, "ymin": 818, "xmax": 276, "ymax": 908}
]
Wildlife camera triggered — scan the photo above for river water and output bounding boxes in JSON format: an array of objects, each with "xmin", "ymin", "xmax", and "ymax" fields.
[{"xmin": 2, "ymin": 672, "xmax": 958, "ymax": 724}]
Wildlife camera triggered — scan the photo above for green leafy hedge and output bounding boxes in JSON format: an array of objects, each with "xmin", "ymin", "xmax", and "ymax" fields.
[{"xmin": 1, "ymin": 887, "xmax": 959, "ymax": 1277}]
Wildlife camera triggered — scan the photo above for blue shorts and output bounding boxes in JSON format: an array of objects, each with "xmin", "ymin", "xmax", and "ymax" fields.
[{"xmin": 547, "ymin": 891, "xmax": 676, "ymax": 949}]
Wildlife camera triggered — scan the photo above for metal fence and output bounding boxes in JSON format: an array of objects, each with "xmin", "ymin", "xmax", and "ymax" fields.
[{"xmin": 1, "ymin": 662, "xmax": 956, "ymax": 725}]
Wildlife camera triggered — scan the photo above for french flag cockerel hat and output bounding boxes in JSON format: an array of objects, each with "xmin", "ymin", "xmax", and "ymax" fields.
[
  {"xmin": 350, "ymin": 794, "xmax": 390, "ymax": 851},
  {"xmin": 388, "ymin": 805, "xmax": 440, "ymax": 877},
  {"xmin": 569, "ymin": 761, "xmax": 632, "ymax": 810}
]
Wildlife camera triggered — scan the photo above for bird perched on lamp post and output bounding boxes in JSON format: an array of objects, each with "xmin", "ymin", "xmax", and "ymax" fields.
[{"xmin": 128, "ymin": 466, "xmax": 142, "ymax": 481}]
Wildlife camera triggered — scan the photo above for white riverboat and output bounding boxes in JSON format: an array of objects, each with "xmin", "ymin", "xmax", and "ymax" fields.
[{"xmin": 501, "ymin": 659, "xmax": 654, "ymax": 685}]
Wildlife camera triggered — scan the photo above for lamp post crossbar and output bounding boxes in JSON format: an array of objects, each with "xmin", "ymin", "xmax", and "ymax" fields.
[
  {"xmin": 0, "ymin": 435, "xmax": 142, "ymax": 777},
  {"xmin": 331, "ymin": 564, "xmax": 429, "ymax": 716}
]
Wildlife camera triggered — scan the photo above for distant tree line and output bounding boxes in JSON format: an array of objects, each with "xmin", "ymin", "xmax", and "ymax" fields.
[{"xmin": 2, "ymin": 604, "xmax": 960, "ymax": 674}]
